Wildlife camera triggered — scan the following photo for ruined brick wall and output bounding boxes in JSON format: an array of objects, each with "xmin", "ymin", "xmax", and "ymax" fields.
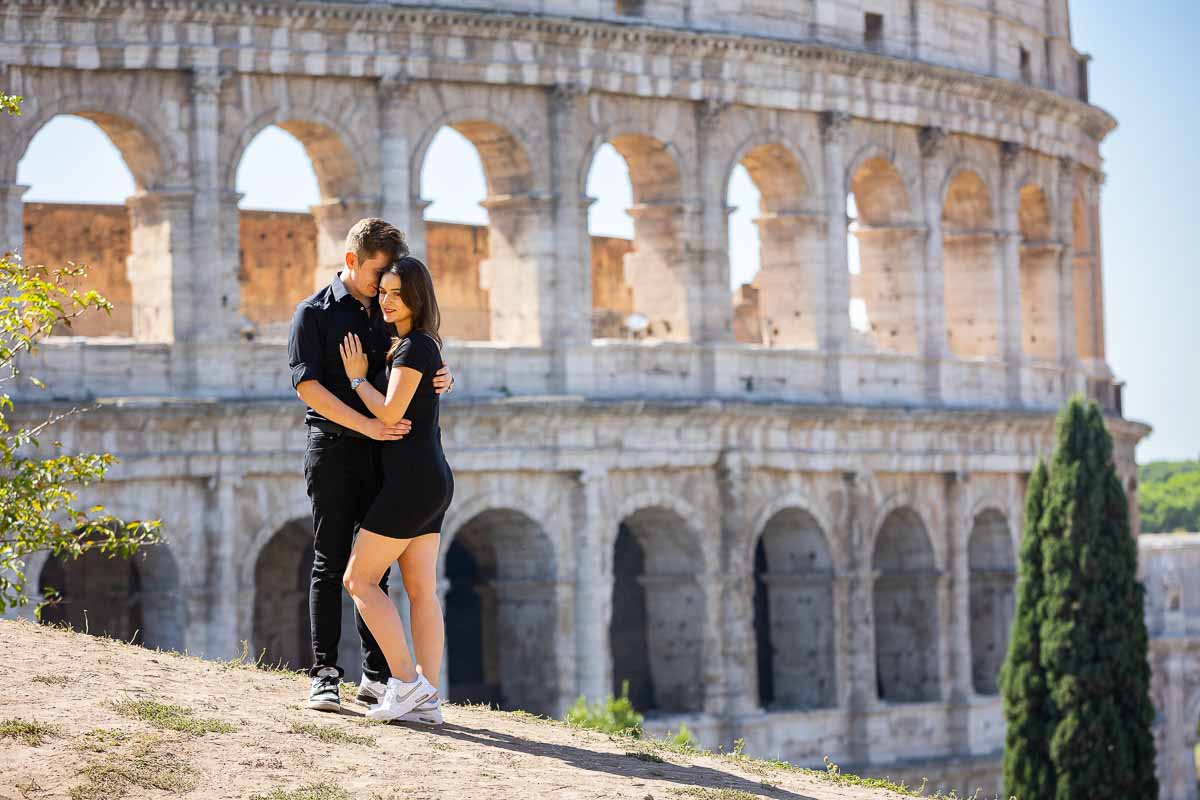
[
  {"xmin": 22, "ymin": 203, "xmax": 134, "ymax": 337},
  {"xmin": 23, "ymin": 204, "xmax": 641, "ymax": 343},
  {"xmin": 591, "ymin": 235, "xmax": 635, "ymax": 337},
  {"xmin": 237, "ymin": 210, "xmax": 319, "ymax": 336}
]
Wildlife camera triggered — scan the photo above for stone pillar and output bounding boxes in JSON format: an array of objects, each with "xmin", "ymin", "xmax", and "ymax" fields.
[
  {"xmin": 125, "ymin": 189, "xmax": 196, "ymax": 344},
  {"xmin": 478, "ymin": 191, "xmax": 556, "ymax": 345},
  {"xmin": 944, "ymin": 472, "xmax": 972, "ymax": 752},
  {"xmin": 841, "ymin": 471, "xmax": 875, "ymax": 763},
  {"xmin": 189, "ymin": 67, "xmax": 242, "ymax": 345},
  {"xmin": 623, "ymin": 199, "xmax": 702, "ymax": 341},
  {"xmin": 575, "ymin": 468, "xmax": 611, "ymax": 703},
  {"xmin": 310, "ymin": 196, "xmax": 380, "ymax": 292},
  {"xmin": 717, "ymin": 452, "xmax": 757, "ymax": 714},
  {"xmin": 818, "ymin": 111, "xmax": 853, "ymax": 400},
  {"xmin": 548, "ymin": 84, "xmax": 596, "ymax": 386},
  {"xmin": 492, "ymin": 578, "xmax": 571, "ymax": 716},
  {"xmin": 695, "ymin": 100, "xmax": 734, "ymax": 346},
  {"xmin": 918, "ymin": 126, "xmax": 948, "ymax": 402},
  {"xmin": 205, "ymin": 471, "xmax": 242, "ymax": 659},
  {"xmin": 378, "ymin": 75, "xmax": 414, "ymax": 235},
  {"xmin": 407, "ymin": 196, "xmax": 432, "ymax": 263},
  {"xmin": 1055, "ymin": 158, "xmax": 1080, "ymax": 372},
  {"xmin": 853, "ymin": 224, "xmax": 926, "ymax": 354},
  {"xmin": 639, "ymin": 573, "xmax": 708, "ymax": 712},
  {"xmin": 998, "ymin": 142, "xmax": 1024, "ymax": 406},
  {"xmin": 753, "ymin": 211, "xmax": 825, "ymax": 347},
  {"xmin": 436, "ymin": 576, "xmax": 450, "ymax": 690},
  {"xmin": 0, "ymin": 183, "xmax": 29, "ymax": 257}
]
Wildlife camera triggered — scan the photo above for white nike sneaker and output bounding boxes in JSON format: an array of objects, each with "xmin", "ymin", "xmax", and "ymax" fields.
[
  {"xmin": 356, "ymin": 676, "xmax": 387, "ymax": 706},
  {"xmin": 366, "ymin": 674, "xmax": 435, "ymax": 722},
  {"xmin": 399, "ymin": 693, "xmax": 444, "ymax": 725}
]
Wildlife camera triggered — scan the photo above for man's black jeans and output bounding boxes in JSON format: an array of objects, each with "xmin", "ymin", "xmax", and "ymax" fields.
[{"xmin": 303, "ymin": 427, "xmax": 390, "ymax": 681}]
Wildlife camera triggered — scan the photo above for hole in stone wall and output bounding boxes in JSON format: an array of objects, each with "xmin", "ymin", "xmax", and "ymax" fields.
[{"xmin": 864, "ymin": 13, "xmax": 884, "ymax": 51}]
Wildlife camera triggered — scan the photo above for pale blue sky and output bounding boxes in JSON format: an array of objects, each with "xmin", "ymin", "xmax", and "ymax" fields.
[{"xmin": 14, "ymin": 2, "xmax": 1197, "ymax": 462}]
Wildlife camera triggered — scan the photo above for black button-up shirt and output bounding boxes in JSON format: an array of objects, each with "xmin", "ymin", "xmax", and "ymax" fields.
[{"xmin": 288, "ymin": 273, "xmax": 391, "ymax": 428}]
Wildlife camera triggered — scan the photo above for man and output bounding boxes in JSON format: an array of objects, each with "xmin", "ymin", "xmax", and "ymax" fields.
[{"xmin": 288, "ymin": 218, "xmax": 453, "ymax": 712}]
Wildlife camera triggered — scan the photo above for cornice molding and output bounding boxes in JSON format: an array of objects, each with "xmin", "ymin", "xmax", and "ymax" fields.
[{"xmin": 6, "ymin": 0, "xmax": 1117, "ymax": 146}]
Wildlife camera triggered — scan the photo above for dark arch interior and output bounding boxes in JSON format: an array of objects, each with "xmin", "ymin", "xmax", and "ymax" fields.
[
  {"xmin": 610, "ymin": 523, "xmax": 655, "ymax": 710},
  {"xmin": 444, "ymin": 537, "xmax": 499, "ymax": 706}
]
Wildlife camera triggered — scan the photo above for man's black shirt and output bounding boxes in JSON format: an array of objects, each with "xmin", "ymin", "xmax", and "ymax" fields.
[{"xmin": 288, "ymin": 273, "xmax": 391, "ymax": 429}]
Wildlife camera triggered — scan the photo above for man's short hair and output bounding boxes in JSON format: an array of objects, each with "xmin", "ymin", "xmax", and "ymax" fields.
[{"xmin": 345, "ymin": 218, "xmax": 409, "ymax": 264}]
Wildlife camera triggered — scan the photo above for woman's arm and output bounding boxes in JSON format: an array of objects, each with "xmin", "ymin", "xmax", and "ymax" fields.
[{"xmin": 340, "ymin": 333, "xmax": 423, "ymax": 426}]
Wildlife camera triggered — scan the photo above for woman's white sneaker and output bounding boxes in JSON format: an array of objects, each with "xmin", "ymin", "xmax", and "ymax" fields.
[
  {"xmin": 399, "ymin": 694, "xmax": 443, "ymax": 725},
  {"xmin": 365, "ymin": 675, "xmax": 435, "ymax": 722}
]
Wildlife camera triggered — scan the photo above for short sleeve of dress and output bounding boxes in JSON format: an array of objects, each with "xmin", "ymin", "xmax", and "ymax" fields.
[{"xmin": 390, "ymin": 332, "xmax": 440, "ymax": 377}]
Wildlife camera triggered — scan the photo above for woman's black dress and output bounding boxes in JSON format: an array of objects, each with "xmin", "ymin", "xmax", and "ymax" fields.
[{"xmin": 360, "ymin": 330, "xmax": 454, "ymax": 539}]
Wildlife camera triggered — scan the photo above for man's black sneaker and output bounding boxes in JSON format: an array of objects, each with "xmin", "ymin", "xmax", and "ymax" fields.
[{"xmin": 308, "ymin": 666, "xmax": 341, "ymax": 712}]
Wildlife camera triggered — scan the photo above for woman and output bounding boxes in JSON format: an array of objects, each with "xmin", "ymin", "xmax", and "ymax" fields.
[{"xmin": 338, "ymin": 255, "xmax": 454, "ymax": 723}]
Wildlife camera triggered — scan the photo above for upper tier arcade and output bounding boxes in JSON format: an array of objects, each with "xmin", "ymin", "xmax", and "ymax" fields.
[{"xmin": 0, "ymin": 0, "xmax": 1119, "ymax": 414}]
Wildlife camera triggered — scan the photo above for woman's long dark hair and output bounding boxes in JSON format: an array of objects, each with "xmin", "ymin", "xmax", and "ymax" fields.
[{"xmin": 382, "ymin": 255, "xmax": 442, "ymax": 360}]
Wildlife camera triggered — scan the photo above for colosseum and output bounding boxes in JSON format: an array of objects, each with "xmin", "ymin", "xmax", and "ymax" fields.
[{"xmin": 3, "ymin": 0, "xmax": 1198, "ymax": 796}]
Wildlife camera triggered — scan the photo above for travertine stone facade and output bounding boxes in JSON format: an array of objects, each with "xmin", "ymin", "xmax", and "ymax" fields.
[{"xmin": 0, "ymin": 0, "xmax": 1160, "ymax": 795}]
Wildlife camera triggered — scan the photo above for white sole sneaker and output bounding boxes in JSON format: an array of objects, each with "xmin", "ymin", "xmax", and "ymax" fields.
[
  {"xmin": 400, "ymin": 698, "xmax": 444, "ymax": 725},
  {"xmin": 356, "ymin": 677, "xmax": 386, "ymax": 706},
  {"xmin": 366, "ymin": 676, "xmax": 435, "ymax": 722}
]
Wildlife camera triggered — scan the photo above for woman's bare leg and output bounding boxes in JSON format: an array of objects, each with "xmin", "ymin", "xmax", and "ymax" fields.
[
  {"xmin": 343, "ymin": 530, "xmax": 417, "ymax": 682},
  {"xmin": 398, "ymin": 532, "xmax": 444, "ymax": 690}
]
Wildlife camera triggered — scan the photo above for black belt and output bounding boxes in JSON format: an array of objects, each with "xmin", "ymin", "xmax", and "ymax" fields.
[{"xmin": 308, "ymin": 420, "xmax": 371, "ymax": 440}]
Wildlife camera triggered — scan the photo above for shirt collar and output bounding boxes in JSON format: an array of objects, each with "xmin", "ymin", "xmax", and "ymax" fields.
[{"xmin": 331, "ymin": 272, "xmax": 353, "ymax": 303}]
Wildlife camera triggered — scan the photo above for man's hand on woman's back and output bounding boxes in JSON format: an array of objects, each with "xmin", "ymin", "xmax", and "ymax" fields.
[{"xmin": 433, "ymin": 359, "xmax": 454, "ymax": 395}]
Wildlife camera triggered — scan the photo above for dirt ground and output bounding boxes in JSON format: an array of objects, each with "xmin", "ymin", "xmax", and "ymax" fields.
[{"xmin": 0, "ymin": 620, "xmax": 911, "ymax": 800}]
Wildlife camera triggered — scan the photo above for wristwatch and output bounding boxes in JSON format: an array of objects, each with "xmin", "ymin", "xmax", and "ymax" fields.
[{"xmin": 350, "ymin": 377, "xmax": 366, "ymax": 391}]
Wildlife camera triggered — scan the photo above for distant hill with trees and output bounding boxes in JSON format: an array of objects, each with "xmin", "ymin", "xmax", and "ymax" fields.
[{"xmin": 1139, "ymin": 460, "xmax": 1200, "ymax": 533}]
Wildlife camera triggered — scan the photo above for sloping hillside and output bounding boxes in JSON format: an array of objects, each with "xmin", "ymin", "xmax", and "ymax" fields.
[{"xmin": 0, "ymin": 619, "xmax": 916, "ymax": 800}]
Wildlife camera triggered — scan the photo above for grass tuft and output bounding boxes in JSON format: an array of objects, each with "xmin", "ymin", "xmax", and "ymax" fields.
[
  {"xmin": 625, "ymin": 750, "xmax": 665, "ymax": 763},
  {"xmin": 110, "ymin": 699, "xmax": 236, "ymax": 736},
  {"xmin": 668, "ymin": 788, "xmax": 760, "ymax": 800},
  {"xmin": 0, "ymin": 717, "xmax": 62, "ymax": 746},
  {"xmin": 69, "ymin": 738, "xmax": 200, "ymax": 800},
  {"xmin": 287, "ymin": 721, "xmax": 376, "ymax": 747},
  {"xmin": 73, "ymin": 728, "xmax": 131, "ymax": 753},
  {"xmin": 249, "ymin": 783, "xmax": 353, "ymax": 800},
  {"xmin": 30, "ymin": 674, "xmax": 70, "ymax": 686}
]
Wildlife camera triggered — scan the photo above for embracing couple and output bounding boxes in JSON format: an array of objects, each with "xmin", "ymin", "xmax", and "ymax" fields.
[{"xmin": 287, "ymin": 218, "xmax": 455, "ymax": 724}]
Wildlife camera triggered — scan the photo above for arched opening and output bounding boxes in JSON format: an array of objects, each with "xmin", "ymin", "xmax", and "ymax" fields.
[
  {"xmin": 1017, "ymin": 183, "xmax": 1060, "ymax": 362},
  {"xmin": 873, "ymin": 508, "xmax": 941, "ymax": 702},
  {"xmin": 1072, "ymin": 192, "xmax": 1102, "ymax": 362},
  {"xmin": 968, "ymin": 509, "xmax": 1015, "ymax": 695},
  {"xmin": 942, "ymin": 170, "xmax": 1001, "ymax": 359},
  {"xmin": 610, "ymin": 508, "xmax": 706, "ymax": 713},
  {"xmin": 586, "ymin": 143, "xmax": 637, "ymax": 338},
  {"xmin": 234, "ymin": 125, "xmax": 321, "ymax": 338},
  {"xmin": 847, "ymin": 157, "xmax": 921, "ymax": 354},
  {"xmin": 16, "ymin": 115, "xmax": 142, "ymax": 338},
  {"xmin": 443, "ymin": 509, "xmax": 559, "ymax": 714},
  {"xmin": 251, "ymin": 519, "xmax": 364, "ymax": 676},
  {"xmin": 728, "ymin": 144, "xmax": 819, "ymax": 347},
  {"xmin": 754, "ymin": 508, "xmax": 837, "ymax": 709},
  {"xmin": 38, "ymin": 527, "xmax": 183, "ymax": 651},
  {"xmin": 420, "ymin": 121, "xmax": 545, "ymax": 345},
  {"xmin": 587, "ymin": 135, "xmax": 689, "ymax": 341}
]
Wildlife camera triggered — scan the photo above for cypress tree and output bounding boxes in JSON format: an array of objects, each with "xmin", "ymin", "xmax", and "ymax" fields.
[
  {"xmin": 1001, "ymin": 457, "xmax": 1055, "ymax": 800},
  {"xmin": 1038, "ymin": 397, "xmax": 1157, "ymax": 799}
]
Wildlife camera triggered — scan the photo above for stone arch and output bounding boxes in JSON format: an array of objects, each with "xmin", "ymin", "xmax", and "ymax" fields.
[
  {"xmin": 872, "ymin": 507, "xmax": 942, "ymax": 703},
  {"xmin": 611, "ymin": 505, "xmax": 707, "ymax": 713},
  {"xmin": 726, "ymin": 137, "xmax": 821, "ymax": 347},
  {"xmin": 38, "ymin": 525, "xmax": 184, "ymax": 652},
  {"xmin": 1017, "ymin": 182, "xmax": 1060, "ymax": 362},
  {"xmin": 585, "ymin": 128, "xmax": 693, "ymax": 341},
  {"xmin": 753, "ymin": 507, "xmax": 837, "ymax": 709},
  {"xmin": 846, "ymin": 153, "xmax": 922, "ymax": 354},
  {"xmin": 250, "ymin": 518, "xmax": 316, "ymax": 671},
  {"xmin": 225, "ymin": 109, "xmax": 369, "ymax": 202},
  {"xmin": 9, "ymin": 98, "xmax": 174, "ymax": 190},
  {"xmin": 942, "ymin": 168, "xmax": 1002, "ymax": 359},
  {"xmin": 967, "ymin": 508, "xmax": 1016, "ymax": 695},
  {"xmin": 413, "ymin": 111, "xmax": 552, "ymax": 345},
  {"xmin": 441, "ymin": 508, "xmax": 559, "ymax": 715}
]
